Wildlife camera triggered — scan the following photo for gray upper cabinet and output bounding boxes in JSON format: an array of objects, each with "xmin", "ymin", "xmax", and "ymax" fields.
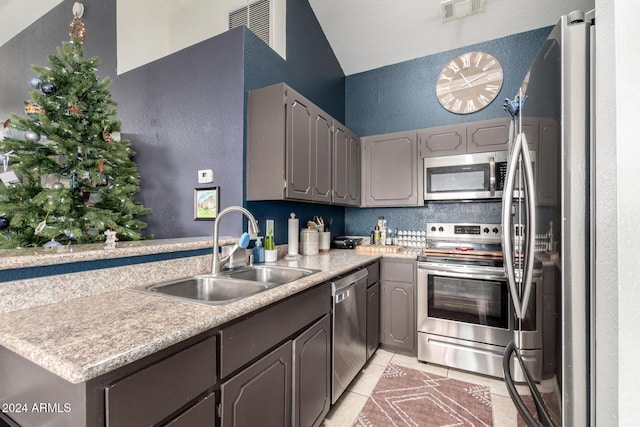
[
  {"xmin": 418, "ymin": 123, "xmax": 466, "ymax": 157},
  {"xmin": 419, "ymin": 118, "xmax": 518, "ymax": 157},
  {"xmin": 286, "ymin": 96, "xmax": 333, "ymax": 202},
  {"xmin": 333, "ymin": 124, "xmax": 361, "ymax": 206},
  {"xmin": 361, "ymin": 130, "xmax": 421, "ymax": 207},
  {"xmin": 247, "ymin": 83, "xmax": 358, "ymax": 205}
]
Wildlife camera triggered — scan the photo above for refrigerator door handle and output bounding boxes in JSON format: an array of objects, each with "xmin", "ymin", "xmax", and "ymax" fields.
[
  {"xmin": 501, "ymin": 132, "xmax": 525, "ymax": 319},
  {"xmin": 520, "ymin": 134, "xmax": 537, "ymax": 321}
]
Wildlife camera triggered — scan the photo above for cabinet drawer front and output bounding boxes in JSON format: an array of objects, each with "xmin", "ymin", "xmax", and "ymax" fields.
[
  {"xmin": 220, "ymin": 283, "xmax": 330, "ymax": 378},
  {"xmin": 381, "ymin": 259, "xmax": 416, "ymax": 284},
  {"xmin": 105, "ymin": 336, "xmax": 217, "ymax": 427},
  {"xmin": 165, "ymin": 393, "xmax": 216, "ymax": 427}
]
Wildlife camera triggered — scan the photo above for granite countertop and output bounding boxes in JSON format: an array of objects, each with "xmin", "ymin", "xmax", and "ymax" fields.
[
  {"xmin": 0, "ymin": 250, "xmax": 417, "ymax": 384},
  {"xmin": 0, "ymin": 237, "xmax": 215, "ymax": 270}
]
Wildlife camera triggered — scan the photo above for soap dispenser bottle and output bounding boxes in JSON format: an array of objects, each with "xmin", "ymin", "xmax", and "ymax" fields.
[{"xmin": 253, "ymin": 237, "xmax": 265, "ymax": 263}]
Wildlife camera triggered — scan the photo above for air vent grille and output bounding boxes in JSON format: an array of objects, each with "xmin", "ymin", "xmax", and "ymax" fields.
[
  {"xmin": 229, "ymin": 0, "xmax": 270, "ymax": 45},
  {"xmin": 441, "ymin": 0, "xmax": 486, "ymax": 22}
]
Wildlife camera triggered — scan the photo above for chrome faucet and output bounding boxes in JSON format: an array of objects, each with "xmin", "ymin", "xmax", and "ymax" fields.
[{"xmin": 212, "ymin": 206, "xmax": 260, "ymax": 274}]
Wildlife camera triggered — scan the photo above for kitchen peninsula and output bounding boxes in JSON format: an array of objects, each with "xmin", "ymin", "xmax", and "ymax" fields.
[{"xmin": 0, "ymin": 240, "xmax": 415, "ymax": 426}]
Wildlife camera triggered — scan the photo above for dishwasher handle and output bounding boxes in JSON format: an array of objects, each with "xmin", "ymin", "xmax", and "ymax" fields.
[
  {"xmin": 331, "ymin": 268, "xmax": 368, "ymax": 295},
  {"xmin": 335, "ymin": 287, "xmax": 351, "ymax": 304}
]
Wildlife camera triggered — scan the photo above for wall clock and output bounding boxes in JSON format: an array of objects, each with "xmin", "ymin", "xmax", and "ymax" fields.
[{"xmin": 436, "ymin": 51, "xmax": 504, "ymax": 114}]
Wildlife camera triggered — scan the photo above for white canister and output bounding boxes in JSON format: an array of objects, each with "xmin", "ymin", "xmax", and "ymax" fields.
[
  {"xmin": 319, "ymin": 232, "xmax": 331, "ymax": 252},
  {"xmin": 300, "ymin": 228, "xmax": 319, "ymax": 255}
]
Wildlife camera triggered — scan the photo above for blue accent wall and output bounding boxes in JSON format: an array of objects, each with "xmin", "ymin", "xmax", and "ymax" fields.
[
  {"xmin": 243, "ymin": 0, "xmax": 348, "ymax": 244},
  {"xmin": 345, "ymin": 27, "xmax": 553, "ymax": 136},
  {"xmin": 343, "ymin": 27, "xmax": 553, "ymax": 237}
]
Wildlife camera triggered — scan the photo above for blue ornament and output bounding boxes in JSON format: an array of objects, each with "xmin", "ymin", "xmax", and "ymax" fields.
[
  {"xmin": 0, "ymin": 216, "xmax": 9, "ymax": 230},
  {"xmin": 29, "ymin": 77, "xmax": 43, "ymax": 89},
  {"xmin": 40, "ymin": 82, "xmax": 56, "ymax": 96}
]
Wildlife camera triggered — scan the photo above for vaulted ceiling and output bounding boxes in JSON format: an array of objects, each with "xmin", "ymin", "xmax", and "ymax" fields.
[{"xmin": 1, "ymin": 0, "xmax": 595, "ymax": 76}]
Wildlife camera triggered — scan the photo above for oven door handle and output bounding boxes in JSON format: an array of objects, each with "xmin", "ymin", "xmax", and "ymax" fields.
[
  {"xmin": 422, "ymin": 268, "xmax": 506, "ymax": 282},
  {"xmin": 489, "ymin": 156, "xmax": 496, "ymax": 196}
]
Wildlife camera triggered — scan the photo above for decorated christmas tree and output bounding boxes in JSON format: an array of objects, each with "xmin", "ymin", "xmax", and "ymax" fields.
[{"xmin": 0, "ymin": 11, "xmax": 150, "ymax": 249}]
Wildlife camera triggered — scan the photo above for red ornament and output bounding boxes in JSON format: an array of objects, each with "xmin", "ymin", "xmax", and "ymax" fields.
[{"xmin": 65, "ymin": 106, "xmax": 84, "ymax": 116}]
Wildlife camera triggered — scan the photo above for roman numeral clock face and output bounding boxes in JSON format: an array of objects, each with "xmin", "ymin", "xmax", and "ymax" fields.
[{"xmin": 436, "ymin": 52, "xmax": 504, "ymax": 114}]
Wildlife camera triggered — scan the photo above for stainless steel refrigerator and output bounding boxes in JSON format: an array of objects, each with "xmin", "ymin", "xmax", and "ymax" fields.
[{"xmin": 501, "ymin": 9, "xmax": 595, "ymax": 427}]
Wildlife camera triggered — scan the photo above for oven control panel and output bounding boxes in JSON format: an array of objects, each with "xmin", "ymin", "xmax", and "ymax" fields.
[{"xmin": 426, "ymin": 223, "xmax": 502, "ymax": 242}]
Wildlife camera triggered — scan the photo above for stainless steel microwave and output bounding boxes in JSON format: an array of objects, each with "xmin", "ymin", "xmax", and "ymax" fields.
[{"xmin": 423, "ymin": 151, "xmax": 510, "ymax": 201}]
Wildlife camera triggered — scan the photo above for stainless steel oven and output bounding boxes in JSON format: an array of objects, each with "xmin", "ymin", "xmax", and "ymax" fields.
[{"xmin": 417, "ymin": 223, "xmax": 543, "ymax": 381}]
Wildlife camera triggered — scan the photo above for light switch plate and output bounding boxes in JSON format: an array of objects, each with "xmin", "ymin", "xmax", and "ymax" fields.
[{"xmin": 198, "ymin": 169, "xmax": 214, "ymax": 183}]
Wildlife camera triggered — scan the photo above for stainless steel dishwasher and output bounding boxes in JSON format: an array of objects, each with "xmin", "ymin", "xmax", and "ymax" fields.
[{"xmin": 331, "ymin": 268, "xmax": 368, "ymax": 404}]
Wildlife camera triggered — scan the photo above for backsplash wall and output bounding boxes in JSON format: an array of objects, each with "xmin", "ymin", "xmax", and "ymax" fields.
[{"xmin": 345, "ymin": 202, "xmax": 502, "ymax": 237}]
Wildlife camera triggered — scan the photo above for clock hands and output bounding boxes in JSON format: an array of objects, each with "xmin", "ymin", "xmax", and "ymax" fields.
[{"xmin": 459, "ymin": 72, "xmax": 485, "ymax": 87}]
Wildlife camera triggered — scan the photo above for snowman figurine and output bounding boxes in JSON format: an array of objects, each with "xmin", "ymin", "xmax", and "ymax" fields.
[{"xmin": 104, "ymin": 229, "xmax": 118, "ymax": 249}]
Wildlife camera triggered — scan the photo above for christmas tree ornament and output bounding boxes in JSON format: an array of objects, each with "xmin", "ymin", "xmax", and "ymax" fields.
[
  {"xmin": 40, "ymin": 82, "xmax": 56, "ymax": 96},
  {"xmin": 65, "ymin": 105, "xmax": 84, "ymax": 116},
  {"xmin": 0, "ymin": 216, "xmax": 9, "ymax": 230},
  {"xmin": 102, "ymin": 130, "xmax": 113, "ymax": 143},
  {"xmin": 69, "ymin": 2, "xmax": 86, "ymax": 43},
  {"xmin": 43, "ymin": 238, "xmax": 61, "ymax": 248},
  {"xmin": 34, "ymin": 219, "xmax": 47, "ymax": 235},
  {"xmin": 24, "ymin": 130, "xmax": 41, "ymax": 142},
  {"xmin": 104, "ymin": 229, "xmax": 118, "ymax": 249},
  {"xmin": 29, "ymin": 77, "xmax": 43, "ymax": 89},
  {"xmin": 25, "ymin": 102, "xmax": 44, "ymax": 118},
  {"xmin": 52, "ymin": 182, "xmax": 64, "ymax": 190}
]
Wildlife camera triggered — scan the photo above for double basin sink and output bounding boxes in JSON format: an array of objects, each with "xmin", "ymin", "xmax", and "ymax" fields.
[{"xmin": 137, "ymin": 265, "xmax": 320, "ymax": 306}]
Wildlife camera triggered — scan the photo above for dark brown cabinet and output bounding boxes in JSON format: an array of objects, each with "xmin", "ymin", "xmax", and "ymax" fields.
[
  {"xmin": 365, "ymin": 262, "xmax": 381, "ymax": 360},
  {"xmin": 219, "ymin": 283, "xmax": 331, "ymax": 427},
  {"xmin": 361, "ymin": 130, "xmax": 422, "ymax": 206},
  {"xmin": 293, "ymin": 315, "xmax": 331, "ymax": 427},
  {"xmin": 221, "ymin": 341, "xmax": 293, "ymax": 427},
  {"xmin": 247, "ymin": 83, "xmax": 359, "ymax": 206},
  {"xmin": 104, "ymin": 336, "xmax": 217, "ymax": 427},
  {"xmin": 380, "ymin": 258, "xmax": 417, "ymax": 354}
]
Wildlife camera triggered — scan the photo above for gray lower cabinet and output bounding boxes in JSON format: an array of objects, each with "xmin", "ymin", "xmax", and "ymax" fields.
[
  {"xmin": 361, "ymin": 130, "xmax": 421, "ymax": 207},
  {"xmin": 380, "ymin": 258, "xmax": 417, "ymax": 354}
]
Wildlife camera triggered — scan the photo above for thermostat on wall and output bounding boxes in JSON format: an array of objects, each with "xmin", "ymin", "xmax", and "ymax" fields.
[{"xmin": 198, "ymin": 169, "xmax": 214, "ymax": 184}]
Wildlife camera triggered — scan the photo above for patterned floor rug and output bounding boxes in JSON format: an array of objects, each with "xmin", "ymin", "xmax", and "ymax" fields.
[{"xmin": 354, "ymin": 363, "xmax": 493, "ymax": 426}]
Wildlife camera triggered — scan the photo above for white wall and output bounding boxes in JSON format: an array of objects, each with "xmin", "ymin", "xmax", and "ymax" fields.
[
  {"xmin": 117, "ymin": 0, "xmax": 285, "ymax": 74},
  {"xmin": 595, "ymin": 0, "xmax": 640, "ymax": 424}
]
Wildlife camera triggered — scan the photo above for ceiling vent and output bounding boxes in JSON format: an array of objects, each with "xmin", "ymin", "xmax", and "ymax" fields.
[
  {"xmin": 229, "ymin": 0, "xmax": 271, "ymax": 45},
  {"xmin": 441, "ymin": 0, "xmax": 486, "ymax": 22}
]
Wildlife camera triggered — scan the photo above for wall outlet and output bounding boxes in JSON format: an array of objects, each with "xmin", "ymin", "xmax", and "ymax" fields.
[{"xmin": 198, "ymin": 169, "xmax": 214, "ymax": 183}]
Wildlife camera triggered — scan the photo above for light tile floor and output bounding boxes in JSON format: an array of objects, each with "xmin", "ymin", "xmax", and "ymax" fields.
[{"xmin": 322, "ymin": 348, "xmax": 557, "ymax": 426}]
